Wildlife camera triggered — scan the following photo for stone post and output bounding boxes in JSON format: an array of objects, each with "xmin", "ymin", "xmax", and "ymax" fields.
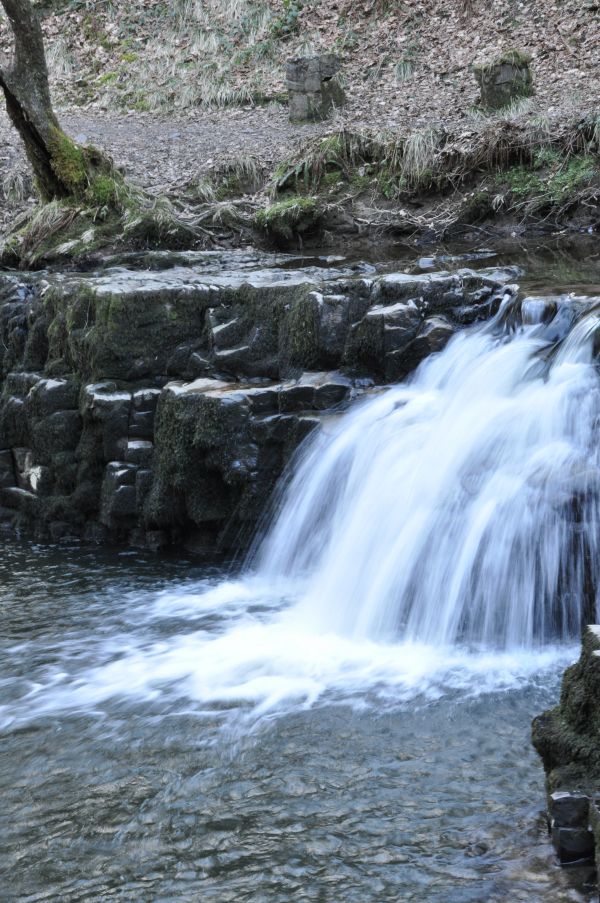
[
  {"xmin": 286, "ymin": 54, "xmax": 346, "ymax": 122},
  {"xmin": 473, "ymin": 50, "xmax": 533, "ymax": 109}
]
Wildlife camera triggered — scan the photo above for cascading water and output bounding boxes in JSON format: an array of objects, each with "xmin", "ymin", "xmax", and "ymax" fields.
[
  {"xmin": 2, "ymin": 290, "xmax": 599, "ymax": 729},
  {"xmin": 256, "ymin": 294, "xmax": 600, "ymax": 650},
  {"xmin": 6, "ymin": 262, "xmax": 600, "ymax": 903}
]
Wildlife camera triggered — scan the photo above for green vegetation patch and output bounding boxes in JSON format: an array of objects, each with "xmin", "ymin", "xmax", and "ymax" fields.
[
  {"xmin": 256, "ymin": 196, "xmax": 321, "ymax": 241},
  {"xmin": 496, "ymin": 153, "xmax": 598, "ymax": 207},
  {"xmin": 48, "ymin": 127, "xmax": 88, "ymax": 193}
]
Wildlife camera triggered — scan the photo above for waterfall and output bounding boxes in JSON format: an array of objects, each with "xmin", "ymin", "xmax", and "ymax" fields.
[
  {"xmin": 256, "ymin": 296, "xmax": 600, "ymax": 649},
  {"xmin": 3, "ymin": 292, "xmax": 597, "ymax": 731}
]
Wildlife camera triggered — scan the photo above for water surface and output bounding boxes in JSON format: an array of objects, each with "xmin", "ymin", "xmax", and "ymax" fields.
[{"xmin": 0, "ymin": 542, "xmax": 586, "ymax": 902}]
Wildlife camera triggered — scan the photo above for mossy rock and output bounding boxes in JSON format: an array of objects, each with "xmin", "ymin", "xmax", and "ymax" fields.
[
  {"xmin": 256, "ymin": 196, "xmax": 322, "ymax": 244},
  {"xmin": 533, "ymin": 626, "xmax": 600, "ymax": 791},
  {"xmin": 473, "ymin": 49, "xmax": 533, "ymax": 110}
]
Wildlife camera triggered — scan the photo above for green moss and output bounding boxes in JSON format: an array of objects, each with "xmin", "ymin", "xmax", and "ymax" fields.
[
  {"xmin": 256, "ymin": 196, "xmax": 321, "ymax": 241},
  {"xmin": 48, "ymin": 127, "xmax": 88, "ymax": 192},
  {"xmin": 459, "ymin": 190, "xmax": 494, "ymax": 222},
  {"xmin": 349, "ymin": 171, "xmax": 372, "ymax": 191},
  {"xmin": 377, "ymin": 169, "xmax": 398, "ymax": 199},
  {"xmin": 532, "ymin": 147, "xmax": 561, "ymax": 170},
  {"xmin": 214, "ymin": 175, "xmax": 242, "ymax": 201},
  {"xmin": 496, "ymin": 165, "xmax": 543, "ymax": 198},
  {"xmin": 98, "ymin": 71, "xmax": 119, "ymax": 85},
  {"xmin": 318, "ymin": 134, "xmax": 346, "ymax": 160},
  {"xmin": 496, "ymin": 154, "xmax": 598, "ymax": 206},
  {"xmin": 323, "ymin": 171, "xmax": 344, "ymax": 188},
  {"xmin": 549, "ymin": 155, "xmax": 597, "ymax": 200},
  {"xmin": 131, "ymin": 97, "xmax": 151, "ymax": 112},
  {"xmin": 86, "ymin": 174, "xmax": 120, "ymax": 207},
  {"xmin": 473, "ymin": 48, "xmax": 532, "ymax": 73},
  {"xmin": 497, "ymin": 48, "xmax": 532, "ymax": 66}
]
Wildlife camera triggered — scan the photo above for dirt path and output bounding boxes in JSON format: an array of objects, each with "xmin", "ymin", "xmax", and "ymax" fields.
[
  {"xmin": 61, "ymin": 106, "xmax": 330, "ymax": 192},
  {"xmin": 0, "ymin": 104, "xmax": 335, "ymax": 234},
  {"xmin": 1, "ymin": 104, "xmax": 327, "ymax": 195}
]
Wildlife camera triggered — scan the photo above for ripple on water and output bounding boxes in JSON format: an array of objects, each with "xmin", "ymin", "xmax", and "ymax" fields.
[{"xmin": 0, "ymin": 541, "xmax": 589, "ymax": 902}]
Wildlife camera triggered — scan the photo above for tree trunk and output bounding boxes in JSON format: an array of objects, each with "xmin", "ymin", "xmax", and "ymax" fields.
[{"xmin": 0, "ymin": 0, "xmax": 101, "ymax": 200}]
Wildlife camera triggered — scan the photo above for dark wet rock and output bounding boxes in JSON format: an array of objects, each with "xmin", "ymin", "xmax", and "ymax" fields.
[
  {"xmin": 0, "ymin": 449, "xmax": 16, "ymax": 489},
  {"xmin": 345, "ymin": 300, "xmax": 423, "ymax": 376},
  {"xmin": 533, "ymin": 626, "xmax": 600, "ymax": 792},
  {"xmin": 101, "ymin": 462, "xmax": 138, "ymax": 523},
  {"xmin": 81, "ymin": 384, "xmax": 132, "ymax": 462},
  {"xmin": 391, "ymin": 316, "xmax": 456, "ymax": 379},
  {"xmin": 533, "ymin": 627, "xmax": 600, "ymax": 880},
  {"xmin": 27, "ymin": 377, "xmax": 79, "ymax": 416},
  {"xmin": 0, "ymin": 254, "xmax": 516, "ymax": 550},
  {"xmin": 549, "ymin": 791, "xmax": 591, "ymax": 829},
  {"xmin": 33, "ymin": 410, "xmax": 82, "ymax": 458},
  {"xmin": 125, "ymin": 440, "xmax": 154, "ymax": 467},
  {"xmin": 551, "ymin": 825, "xmax": 595, "ymax": 865},
  {"xmin": 129, "ymin": 388, "xmax": 160, "ymax": 439}
]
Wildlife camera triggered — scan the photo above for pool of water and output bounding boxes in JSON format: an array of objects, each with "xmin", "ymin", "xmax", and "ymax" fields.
[{"xmin": 0, "ymin": 540, "xmax": 589, "ymax": 903}]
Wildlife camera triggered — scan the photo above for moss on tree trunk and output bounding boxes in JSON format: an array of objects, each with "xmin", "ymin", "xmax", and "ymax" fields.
[{"xmin": 0, "ymin": 0, "xmax": 115, "ymax": 201}]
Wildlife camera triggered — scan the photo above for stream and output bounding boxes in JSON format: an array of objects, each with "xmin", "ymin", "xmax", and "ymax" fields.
[{"xmin": 2, "ymin": 238, "xmax": 600, "ymax": 902}]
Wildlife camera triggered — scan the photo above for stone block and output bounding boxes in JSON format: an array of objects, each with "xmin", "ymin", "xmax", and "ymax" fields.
[
  {"xmin": 286, "ymin": 54, "xmax": 346, "ymax": 121},
  {"xmin": 28, "ymin": 378, "xmax": 80, "ymax": 415},
  {"xmin": 549, "ymin": 791, "xmax": 590, "ymax": 829},
  {"xmin": 83, "ymin": 383, "xmax": 131, "ymax": 461},
  {"xmin": 125, "ymin": 440, "xmax": 154, "ymax": 467},
  {"xmin": 32, "ymin": 410, "xmax": 82, "ymax": 457},
  {"xmin": 100, "ymin": 462, "xmax": 138, "ymax": 522},
  {"xmin": 551, "ymin": 825, "xmax": 595, "ymax": 865},
  {"xmin": 473, "ymin": 51, "xmax": 533, "ymax": 110},
  {"xmin": 387, "ymin": 316, "xmax": 456, "ymax": 380}
]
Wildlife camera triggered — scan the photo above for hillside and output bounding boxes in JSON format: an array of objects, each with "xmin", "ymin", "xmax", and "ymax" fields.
[
  {"xmin": 0, "ymin": 0, "xmax": 599, "ymax": 253},
  {"xmin": 3, "ymin": 0, "xmax": 595, "ymax": 122}
]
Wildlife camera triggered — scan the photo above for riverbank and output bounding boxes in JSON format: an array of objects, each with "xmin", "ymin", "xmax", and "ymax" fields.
[
  {"xmin": 1, "ymin": 109, "xmax": 599, "ymax": 268},
  {"xmin": 1, "ymin": 0, "xmax": 599, "ymax": 262}
]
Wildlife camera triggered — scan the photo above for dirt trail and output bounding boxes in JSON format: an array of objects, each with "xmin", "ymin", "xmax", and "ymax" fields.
[{"xmin": 0, "ymin": 104, "xmax": 330, "ymax": 234}]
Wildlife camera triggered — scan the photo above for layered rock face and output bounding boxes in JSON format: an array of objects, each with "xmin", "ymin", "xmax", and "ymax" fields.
[
  {"xmin": 532, "ymin": 627, "xmax": 600, "ymax": 867},
  {"xmin": 0, "ymin": 252, "xmax": 517, "ymax": 552}
]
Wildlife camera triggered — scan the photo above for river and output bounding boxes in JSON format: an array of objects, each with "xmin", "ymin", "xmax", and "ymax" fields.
[{"xmin": 2, "ymin": 238, "xmax": 599, "ymax": 901}]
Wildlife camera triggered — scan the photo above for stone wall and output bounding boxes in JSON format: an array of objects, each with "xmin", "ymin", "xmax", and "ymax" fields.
[
  {"xmin": 0, "ymin": 253, "xmax": 518, "ymax": 552},
  {"xmin": 532, "ymin": 626, "xmax": 600, "ymax": 876}
]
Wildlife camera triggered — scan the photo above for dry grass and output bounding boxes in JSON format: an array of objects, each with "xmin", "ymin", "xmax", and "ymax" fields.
[
  {"xmin": 400, "ymin": 127, "xmax": 441, "ymax": 189},
  {"xmin": 91, "ymin": 0, "xmax": 282, "ymax": 111},
  {"xmin": 17, "ymin": 201, "xmax": 81, "ymax": 258},
  {"xmin": 46, "ymin": 36, "xmax": 75, "ymax": 81},
  {"xmin": 1, "ymin": 161, "xmax": 29, "ymax": 203}
]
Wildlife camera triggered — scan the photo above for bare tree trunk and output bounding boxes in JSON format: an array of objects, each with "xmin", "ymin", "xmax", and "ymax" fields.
[{"xmin": 0, "ymin": 0, "xmax": 102, "ymax": 200}]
